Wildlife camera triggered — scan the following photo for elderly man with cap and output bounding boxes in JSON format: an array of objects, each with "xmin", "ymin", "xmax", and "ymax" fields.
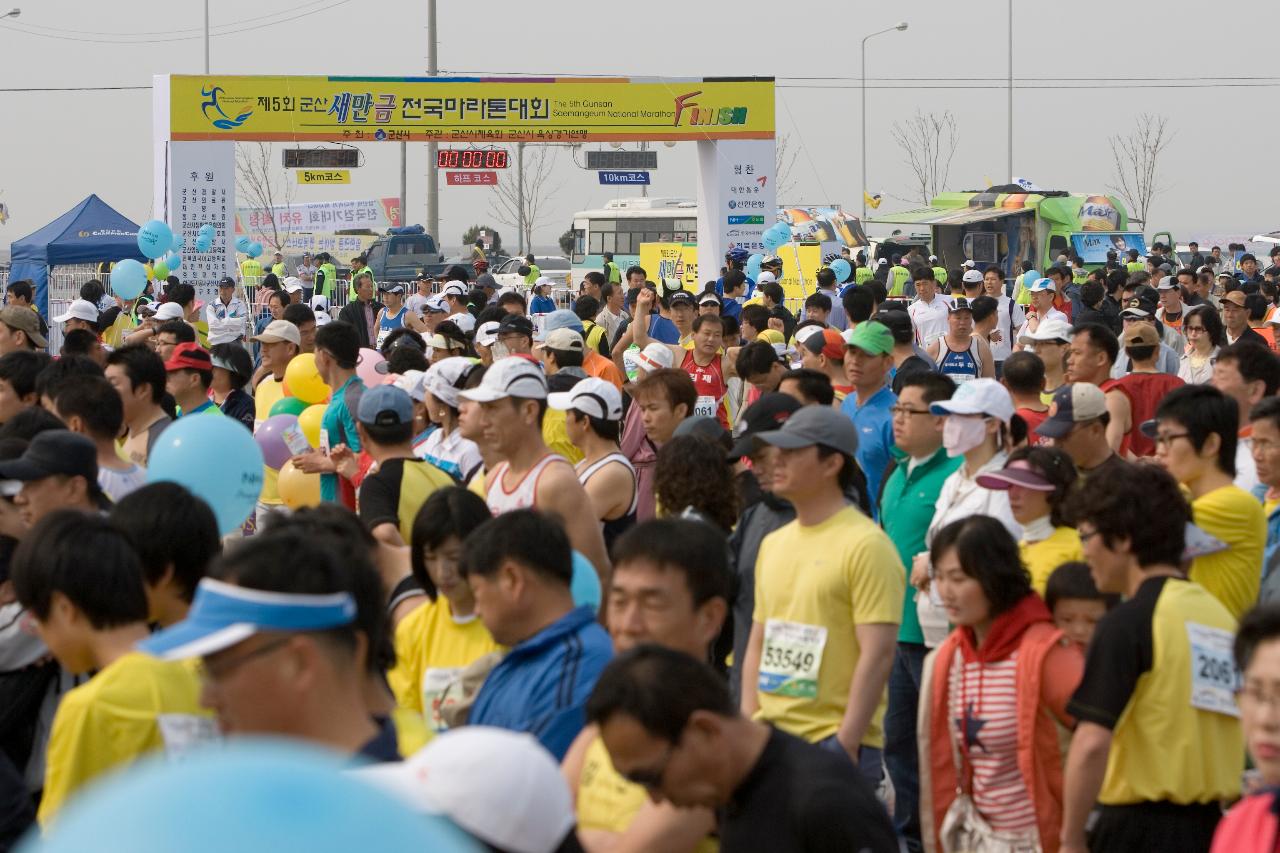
[
  {"xmin": 540, "ymin": 309, "xmax": 623, "ymax": 389},
  {"xmin": 1111, "ymin": 296, "xmax": 1183, "ymax": 377},
  {"xmin": 1223, "ymin": 289, "xmax": 1269, "ymax": 348},
  {"xmin": 795, "ymin": 326, "xmax": 853, "ymax": 402},
  {"xmin": 0, "ymin": 430, "xmax": 111, "ymax": 529},
  {"xmin": 741, "ymin": 404, "xmax": 904, "ymax": 794},
  {"xmin": 840, "ymin": 321, "xmax": 898, "ymax": 518},
  {"xmin": 205, "ymin": 277, "xmax": 248, "ymax": 347},
  {"xmin": 52, "ymin": 299, "xmax": 99, "ymax": 337},
  {"xmin": 0, "ymin": 305, "xmax": 47, "ymax": 355},
  {"xmin": 610, "ymin": 284, "xmax": 685, "ymax": 373},
  {"xmin": 1035, "ymin": 383, "xmax": 1131, "ymax": 481},
  {"xmin": 164, "ymin": 343, "xmax": 221, "ymax": 418},
  {"xmin": 281, "ymin": 277, "xmax": 304, "ymax": 305},
  {"xmin": 1016, "ymin": 277, "xmax": 1069, "ymax": 347},
  {"xmin": 460, "ymin": 357, "xmax": 610, "ymax": 584}
]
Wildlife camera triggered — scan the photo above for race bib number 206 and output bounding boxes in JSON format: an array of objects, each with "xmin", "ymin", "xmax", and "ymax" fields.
[
  {"xmin": 758, "ymin": 619, "xmax": 827, "ymax": 699},
  {"xmin": 1187, "ymin": 622, "xmax": 1240, "ymax": 718}
]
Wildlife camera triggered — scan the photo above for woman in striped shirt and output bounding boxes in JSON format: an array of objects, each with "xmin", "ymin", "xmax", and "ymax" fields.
[{"xmin": 918, "ymin": 515, "xmax": 1084, "ymax": 853}]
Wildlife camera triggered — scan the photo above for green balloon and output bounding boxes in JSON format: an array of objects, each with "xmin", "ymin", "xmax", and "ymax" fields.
[{"xmin": 268, "ymin": 396, "xmax": 309, "ymax": 418}]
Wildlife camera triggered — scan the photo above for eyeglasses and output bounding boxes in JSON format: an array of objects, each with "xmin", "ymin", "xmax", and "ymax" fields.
[
  {"xmin": 1078, "ymin": 527, "xmax": 1099, "ymax": 543},
  {"xmin": 890, "ymin": 405, "xmax": 933, "ymax": 419},
  {"xmin": 1154, "ymin": 432, "xmax": 1191, "ymax": 448},
  {"xmin": 620, "ymin": 740, "xmax": 678, "ymax": 790},
  {"xmin": 1237, "ymin": 683, "xmax": 1280, "ymax": 712},
  {"xmin": 201, "ymin": 635, "xmax": 292, "ymax": 683},
  {"xmin": 1184, "ymin": 325, "xmax": 1206, "ymax": 333}
]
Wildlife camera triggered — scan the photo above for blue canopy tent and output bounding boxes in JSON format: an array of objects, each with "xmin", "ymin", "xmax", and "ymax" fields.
[{"xmin": 6, "ymin": 195, "xmax": 146, "ymax": 319}]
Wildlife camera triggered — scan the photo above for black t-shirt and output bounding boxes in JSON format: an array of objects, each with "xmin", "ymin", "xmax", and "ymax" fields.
[{"xmin": 720, "ymin": 727, "xmax": 897, "ymax": 853}]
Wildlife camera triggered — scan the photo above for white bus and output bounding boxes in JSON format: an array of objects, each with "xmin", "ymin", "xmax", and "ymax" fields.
[{"xmin": 569, "ymin": 197, "xmax": 698, "ymax": 283}]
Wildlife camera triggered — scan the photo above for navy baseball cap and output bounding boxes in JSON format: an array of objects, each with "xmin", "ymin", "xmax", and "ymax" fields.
[
  {"xmin": 357, "ymin": 385, "xmax": 415, "ymax": 427},
  {"xmin": 1035, "ymin": 383, "xmax": 1108, "ymax": 439}
]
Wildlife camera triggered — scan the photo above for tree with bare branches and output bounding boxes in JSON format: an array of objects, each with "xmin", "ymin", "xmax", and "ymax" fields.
[
  {"xmin": 891, "ymin": 110, "xmax": 959, "ymax": 205},
  {"xmin": 235, "ymin": 142, "xmax": 296, "ymax": 253},
  {"xmin": 775, "ymin": 134, "xmax": 800, "ymax": 201},
  {"xmin": 1107, "ymin": 114, "xmax": 1173, "ymax": 227},
  {"xmin": 487, "ymin": 144, "xmax": 562, "ymax": 253}
]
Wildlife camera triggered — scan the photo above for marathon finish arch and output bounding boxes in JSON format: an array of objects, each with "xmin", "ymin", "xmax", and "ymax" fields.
[{"xmin": 152, "ymin": 74, "xmax": 776, "ymax": 299}]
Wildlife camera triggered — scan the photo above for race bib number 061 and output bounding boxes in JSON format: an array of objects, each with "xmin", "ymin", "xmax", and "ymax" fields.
[
  {"xmin": 758, "ymin": 619, "xmax": 827, "ymax": 699},
  {"xmin": 1187, "ymin": 622, "xmax": 1240, "ymax": 718}
]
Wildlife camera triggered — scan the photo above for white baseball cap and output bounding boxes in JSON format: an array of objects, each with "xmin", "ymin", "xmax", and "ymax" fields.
[
  {"xmin": 391, "ymin": 369, "xmax": 427, "ymax": 403},
  {"xmin": 474, "ymin": 321, "xmax": 501, "ymax": 348},
  {"xmin": 756, "ymin": 271, "xmax": 777, "ymax": 285},
  {"xmin": 310, "ymin": 294, "xmax": 330, "ymax": 312},
  {"xmin": 634, "ymin": 342, "xmax": 674, "ymax": 373},
  {"xmin": 961, "ymin": 269, "xmax": 983, "ymax": 284},
  {"xmin": 548, "ymin": 377, "xmax": 623, "ymax": 421},
  {"xmin": 1018, "ymin": 317, "xmax": 1074, "ymax": 344},
  {"xmin": 447, "ymin": 312, "xmax": 476, "ymax": 334},
  {"xmin": 1026, "ymin": 277, "xmax": 1056, "ymax": 293},
  {"xmin": 929, "ymin": 377, "xmax": 1015, "ymax": 423},
  {"xmin": 352, "ymin": 727, "xmax": 577, "ymax": 853},
  {"xmin": 423, "ymin": 357, "xmax": 474, "ymax": 409},
  {"xmin": 441, "ymin": 281, "xmax": 468, "ymax": 297},
  {"xmin": 424, "ymin": 294, "xmax": 448, "ymax": 314},
  {"xmin": 53, "ymin": 299, "xmax": 99, "ymax": 324},
  {"xmin": 282, "ymin": 277, "xmax": 303, "ymax": 294},
  {"xmin": 533, "ymin": 276, "xmax": 554, "ymax": 288},
  {"xmin": 152, "ymin": 302, "xmax": 186, "ymax": 322},
  {"xmin": 313, "ymin": 310, "xmax": 332, "ymax": 327},
  {"xmin": 459, "ymin": 356, "xmax": 547, "ymax": 402},
  {"xmin": 962, "ymin": 259, "xmax": 976, "ymax": 269}
]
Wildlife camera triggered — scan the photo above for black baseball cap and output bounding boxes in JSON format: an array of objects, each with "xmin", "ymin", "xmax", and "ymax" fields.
[
  {"xmin": 218, "ymin": 276, "xmax": 236, "ymax": 288},
  {"xmin": 497, "ymin": 314, "xmax": 535, "ymax": 338},
  {"xmin": 730, "ymin": 393, "xmax": 802, "ymax": 459},
  {"xmin": 0, "ymin": 431, "xmax": 101, "ymax": 491}
]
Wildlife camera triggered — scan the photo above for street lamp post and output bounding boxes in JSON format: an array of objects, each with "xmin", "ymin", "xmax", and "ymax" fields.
[
  {"xmin": 1007, "ymin": 0, "xmax": 1013, "ymax": 183},
  {"xmin": 2, "ymin": 8, "xmax": 20, "ymax": 20},
  {"xmin": 861, "ymin": 21, "xmax": 908, "ymax": 221}
]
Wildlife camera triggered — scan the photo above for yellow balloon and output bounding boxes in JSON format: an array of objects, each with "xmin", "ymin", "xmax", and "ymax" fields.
[
  {"xmin": 277, "ymin": 460, "xmax": 321, "ymax": 509},
  {"xmin": 298, "ymin": 404, "xmax": 325, "ymax": 449},
  {"xmin": 284, "ymin": 353, "xmax": 330, "ymax": 404}
]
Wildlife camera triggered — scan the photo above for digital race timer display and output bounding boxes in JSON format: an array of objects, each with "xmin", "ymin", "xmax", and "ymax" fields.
[{"xmin": 437, "ymin": 149, "xmax": 509, "ymax": 169}]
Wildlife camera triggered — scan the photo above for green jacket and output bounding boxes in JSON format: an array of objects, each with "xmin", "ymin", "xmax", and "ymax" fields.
[
  {"xmin": 348, "ymin": 265, "xmax": 374, "ymax": 300},
  {"xmin": 523, "ymin": 263, "xmax": 542, "ymax": 285},
  {"xmin": 605, "ymin": 261, "xmax": 621, "ymax": 283},
  {"xmin": 316, "ymin": 262, "xmax": 337, "ymax": 298},
  {"xmin": 932, "ymin": 265, "xmax": 948, "ymax": 286},
  {"xmin": 889, "ymin": 265, "xmax": 911, "ymax": 296},
  {"xmin": 879, "ymin": 445, "xmax": 962, "ymax": 645},
  {"xmin": 855, "ymin": 266, "xmax": 873, "ymax": 284}
]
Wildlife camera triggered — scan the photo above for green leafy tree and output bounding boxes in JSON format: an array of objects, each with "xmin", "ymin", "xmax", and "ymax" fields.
[{"xmin": 462, "ymin": 225, "xmax": 503, "ymax": 255}]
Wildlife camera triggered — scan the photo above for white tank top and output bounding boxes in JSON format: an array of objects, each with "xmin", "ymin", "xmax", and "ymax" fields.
[
  {"xmin": 485, "ymin": 454, "xmax": 567, "ymax": 515},
  {"xmin": 576, "ymin": 452, "xmax": 639, "ymax": 518}
]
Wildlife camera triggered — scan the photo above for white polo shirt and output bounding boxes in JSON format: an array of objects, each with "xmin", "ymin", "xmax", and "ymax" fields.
[{"xmin": 907, "ymin": 294, "xmax": 953, "ymax": 347}]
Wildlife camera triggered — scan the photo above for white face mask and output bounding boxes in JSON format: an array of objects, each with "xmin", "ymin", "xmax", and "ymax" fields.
[{"xmin": 943, "ymin": 415, "xmax": 990, "ymax": 457}]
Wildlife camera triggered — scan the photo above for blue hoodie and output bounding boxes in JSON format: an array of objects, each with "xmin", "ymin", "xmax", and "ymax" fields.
[{"xmin": 468, "ymin": 606, "xmax": 612, "ymax": 759}]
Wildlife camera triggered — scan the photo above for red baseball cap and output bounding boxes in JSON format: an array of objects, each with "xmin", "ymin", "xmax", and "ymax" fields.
[{"xmin": 164, "ymin": 342, "xmax": 213, "ymax": 372}]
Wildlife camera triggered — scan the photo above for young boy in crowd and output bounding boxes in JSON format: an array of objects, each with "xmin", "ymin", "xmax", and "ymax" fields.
[{"xmin": 1044, "ymin": 561, "xmax": 1118, "ymax": 650}]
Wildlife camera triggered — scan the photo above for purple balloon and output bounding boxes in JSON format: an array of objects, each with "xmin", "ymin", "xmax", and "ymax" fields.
[{"xmin": 254, "ymin": 413, "xmax": 300, "ymax": 470}]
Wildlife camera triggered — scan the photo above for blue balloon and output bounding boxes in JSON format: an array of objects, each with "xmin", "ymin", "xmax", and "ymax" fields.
[
  {"xmin": 23, "ymin": 740, "xmax": 482, "ymax": 853},
  {"xmin": 235, "ymin": 236, "xmax": 252, "ymax": 254},
  {"xmin": 136, "ymin": 219, "xmax": 174, "ymax": 260},
  {"xmin": 571, "ymin": 550, "xmax": 602, "ymax": 614},
  {"xmin": 199, "ymin": 223, "xmax": 216, "ymax": 237},
  {"xmin": 762, "ymin": 231, "xmax": 786, "ymax": 252},
  {"xmin": 146, "ymin": 415, "xmax": 264, "ymax": 534},
  {"xmin": 248, "ymin": 242, "xmax": 264, "ymax": 259},
  {"xmin": 830, "ymin": 258, "xmax": 852, "ymax": 283},
  {"xmin": 170, "ymin": 233, "xmax": 185, "ymax": 253},
  {"xmin": 746, "ymin": 252, "xmax": 763, "ymax": 281},
  {"xmin": 195, "ymin": 234, "xmax": 214, "ymax": 253},
  {"xmin": 110, "ymin": 259, "xmax": 148, "ymax": 301},
  {"xmin": 163, "ymin": 251, "xmax": 182, "ymax": 271}
]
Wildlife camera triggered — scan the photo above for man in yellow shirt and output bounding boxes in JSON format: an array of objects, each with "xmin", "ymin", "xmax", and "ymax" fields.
[
  {"xmin": 741, "ymin": 405, "xmax": 904, "ymax": 793},
  {"xmin": 1145, "ymin": 384, "xmax": 1266, "ymax": 619},
  {"xmin": 562, "ymin": 518, "xmax": 728, "ymax": 852},
  {"xmin": 10, "ymin": 513, "xmax": 214, "ymax": 825}
]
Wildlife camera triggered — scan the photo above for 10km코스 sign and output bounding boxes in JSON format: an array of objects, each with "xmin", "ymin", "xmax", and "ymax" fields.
[{"xmin": 169, "ymin": 76, "xmax": 776, "ymax": 143}]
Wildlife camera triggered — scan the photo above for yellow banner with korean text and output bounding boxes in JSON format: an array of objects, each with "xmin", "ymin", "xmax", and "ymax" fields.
[
  {"xmin": 639, "ymin": 242, "xmax": 823, "ymax": 302},
  {"xmin": 170, "ymin": 76, "xmax": 775, "ymax": 143},
  {"xmin": 297, "ymin": 170, "xmax": 350, "ymax": 185}
]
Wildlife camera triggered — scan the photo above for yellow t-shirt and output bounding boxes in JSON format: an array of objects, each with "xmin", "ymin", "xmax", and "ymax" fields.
[
  {"xmin": 388, "ymin": 597, "xmax": 502, "ymax": 733},
  {"xmin": 753, "ymin": 505, "xmax": 905, "ymax": 747},
  {"xmin": 255, "ymin": 376, "xmax": 287, "ymax": 505},
  {"xmin": 577, "ymin": 736, "xmax": 719, "ymax": 853},
  {"xmin": 468, "ymin": 466, "xmax": 489, "ymax": 499},
  {"xmin": 1190, "ymin": 485, "xmax": 1266, "ymax": 620},
  {"xmin": 1187, "ymin": 484, "xmax": 1269, "ymax": 617},
  {"xmin": 1021, "ymin": 526, "xmax": 1084, "ymax": 595},
  {"xmin": 39, "ymin": 651, "xmax": 215, "ymax": 825},
  {"xmin": 542, "ymin": 409, "xmax": 585, "ymax": 466}
]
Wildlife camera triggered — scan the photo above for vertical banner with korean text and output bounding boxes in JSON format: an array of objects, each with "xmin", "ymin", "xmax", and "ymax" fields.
[
  {"xmin": 696, "ymin": 139, "xmax": 776, "ymax": 273},
  {"xmin": 168, "ymin": 141, "xmax": 235, "ymax": 304}
]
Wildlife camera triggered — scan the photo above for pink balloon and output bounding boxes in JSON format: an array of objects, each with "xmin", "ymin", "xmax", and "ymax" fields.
[{"xmin": 356, "ymin": 348, "xmax": 386, "ymax": 389}]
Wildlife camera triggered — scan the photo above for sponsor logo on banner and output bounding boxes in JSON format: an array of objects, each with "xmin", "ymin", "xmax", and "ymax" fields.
[
  {"xmin": 672, "ymin": 91, "xmax": 749, "ymax": 128},
  {"xmin": 199, "ymin": 85, "xmax": 254, "ymax": 130},
  {"xmin": 728, "ymin": 215, "xmax": 765, "ymax": 225}
]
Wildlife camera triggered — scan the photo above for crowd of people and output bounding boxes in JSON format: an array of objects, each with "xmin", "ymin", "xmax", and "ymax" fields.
[{"xmin": 0, "ymin": 238, "xmax": 1279, "ymax": 852}]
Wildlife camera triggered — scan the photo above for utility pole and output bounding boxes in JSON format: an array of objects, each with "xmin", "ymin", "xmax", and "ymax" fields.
[
  {"xmin": 517, "ymin": 142, "xmax": 526, "ymax": 255},
  {"xmin": 860, "ymin": 22, "xmax": 908, "ymax": 220},
  {"xmin": 203, "ymin": 0, "xmax": 209, "ymax": 73},
  {"xmin": 425, "ymin": 0, "xmax": 440, "ymax": 246},
  {"xmin": 1007, "ymin": 0, "xmax": 1014, "ymax": 184}
]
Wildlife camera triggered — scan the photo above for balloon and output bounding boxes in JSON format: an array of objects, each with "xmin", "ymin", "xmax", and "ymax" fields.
[
  {"xmin": 284, "ymin": 354, "xmax": 330, "ymax": 405},
  {"xmin": 110, "ymin": 259, "xmax": 148, "ymax": 301},
  {"xmin": 136, "ymin": 219, "xmax": 173, "ymax": 260},
  {"xmin": 268, "ymin": 396, "xmax": 310, "ymax": 418},
  {"xmin": 277, "ymin": 460, "xmax": 322, "ymax": 509},
  {"xmin": 762, "ymin": 230, "xmax": 786, "ymax": 252},
  {"xmin": 746, "ymin": 253, "xmax": 763, "ymax": 281},
  {"xmin": 235, "ymin": 236, "xmax": 251, "ymax": 254},
  {"xmin": 571, "ymin": 550, "xmax": 601, "ymax": 614},
  {"xmin": 830, "ymin": 259, "xmax": 852, "ymax": 283},
  {"xmin": 199, "ymin": 222, "xmax": 215, "ymax": 236},
  {"xmin": 31, "ymin": 741, "xmax": 481, "ymax": 853},
  {"xmin": 170, "ymin": 233, "xmax": 185, "ymax": 253},
  {"xmin": 254, "ymin": 413, "xmax": 301, "ymax": 471},
  {"xmin": 146, "ymin": 415, "xmax": 264, "ymax": 534},
  {"xmin": 151, "ymin": 262, "xmax": 170, "ymax": 281},
  {"xmin": 298, "ymin": 404, "xmax": 325, "ymax": 448},
  {"xmin": 194, "ymin": 235, "xmax": 213, "ymax": 253},
  {"xmin": 163, "ymin": 251, "xmax": 181, "ymax": 271},
  {"xmin": 248, "ymin": 242, "xmax": 264, "ymax": 259},
  {"xmin": 356, "ymin": 349, "xmax": 385, "ymax": 389}
]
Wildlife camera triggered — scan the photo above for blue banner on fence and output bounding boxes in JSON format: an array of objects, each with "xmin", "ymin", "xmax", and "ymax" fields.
[{"xmin": 598, "ymin": 171, "xmax": 651, "ymax": 185}]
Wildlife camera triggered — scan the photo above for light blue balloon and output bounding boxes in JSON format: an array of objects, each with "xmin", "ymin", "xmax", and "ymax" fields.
[
  {"xmin": 146, "ymin": 415, "xmax": 264, "ymax": 534},
  {"xmin": 170, "ymin": 233, "xmax": 185, "ymax": 253},
  {"xmin": 769, "ymin": 222, "xmax": 791, "ymax": 240},
  {"xmin": 248, "ymin": 241, "xmax": 264, "ymax": 259},
  {"xmin": 136, "ymin": 219, "xmax": 174, "ymax": 260},
  {"xmin": 110, "ymin": 259, "xmax": 148, "ymax": 301},
  {"xmin": 235, "ymin": 236, "xmax": 252, "ymax": 254},
  {"xmin": 762, "ymin": 231, "xmax": 786, "ymax": 252},
  {"xmin": 571, "ymin": 550, "xmax": 601, "ymax": 614},
  {"xmin": 163, "ymin": 251, "xmax": 182, "ymax": 271},
  {"xmin": 830, "ymin": 258, "xmax": 852, "ymax": 283},
  {"xmin": 199, "ymin": 223, "xmax": 216, "ymax": 238},
  {"xmin": 194, "ymin": 235, "xmax": 213, "ymax": 253},
  {"xmin": 21, "ymin": 740, "xmax": 482, "ymax": 853},
  {"xmin": 746, "ymin": 252, "xmax": 763, "ymax": 280}
]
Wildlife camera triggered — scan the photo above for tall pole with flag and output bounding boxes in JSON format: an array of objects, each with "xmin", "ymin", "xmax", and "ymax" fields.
[{"xmin": 861, "ymin": 22, "xmax": 908, "ymax": 221}]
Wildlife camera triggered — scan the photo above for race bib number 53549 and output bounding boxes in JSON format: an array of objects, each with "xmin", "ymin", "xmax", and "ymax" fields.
[{"xmin": 758, "ymin": 619, "xmax": 827, "ymax": 699}]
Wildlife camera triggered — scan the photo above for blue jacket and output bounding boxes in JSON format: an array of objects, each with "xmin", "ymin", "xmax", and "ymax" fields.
[
  {"xmin": 469, "ymin": 606, "xmax": 612, "ymax": 760},
  {"xmin": 839, "ymin": 385, "xmax": 897, "ymax": 521}
]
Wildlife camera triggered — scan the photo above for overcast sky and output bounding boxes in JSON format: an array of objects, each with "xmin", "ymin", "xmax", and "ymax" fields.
[{"xmin": 1, "ymin": 0, "xmax": 1278, "ymax": 253}]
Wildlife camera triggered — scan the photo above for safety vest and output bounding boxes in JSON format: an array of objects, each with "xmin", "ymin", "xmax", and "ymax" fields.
[
  {"xmin": 855, "ymin": 266, "xmax": 873, "ymax": 284},
  {"xmin": 316, "ymin": 263, "xmax": 337, "ymax": 298},
  {"xmin": 932, "ymin": 266, "xmax": 948, "ymax": 286},
  {"xmin": 890, "ymin": 265, "xmax": 911, "ymax": 297},
  {"xmin": 240, "ymin": 259, "xmax": 263, "ymax": 286},
  {"xmin": 1014, "ymin": 272, "xmax": 1032, "ymax": 305},
  {"xmin": 605, "ymin": 261, "xmax": 621, "ymax": 284},
  {"xmin": 1072, "ymin": 268, "xmax": 1089, "ymax": 285},
  {"xmin": 524, "ymin": 264, "xmax": 542, "ymax": 285},
  {"xmin": 1126, "ymin": 261, "xmax": 1145, "ymax": 273},
  {"xmin": 271, "ymin": 262, "xmax": 286, "ymax": 279},
  {"xmin": 348, "ymin": 265, "xmax": 374, "ymax": 300}
]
